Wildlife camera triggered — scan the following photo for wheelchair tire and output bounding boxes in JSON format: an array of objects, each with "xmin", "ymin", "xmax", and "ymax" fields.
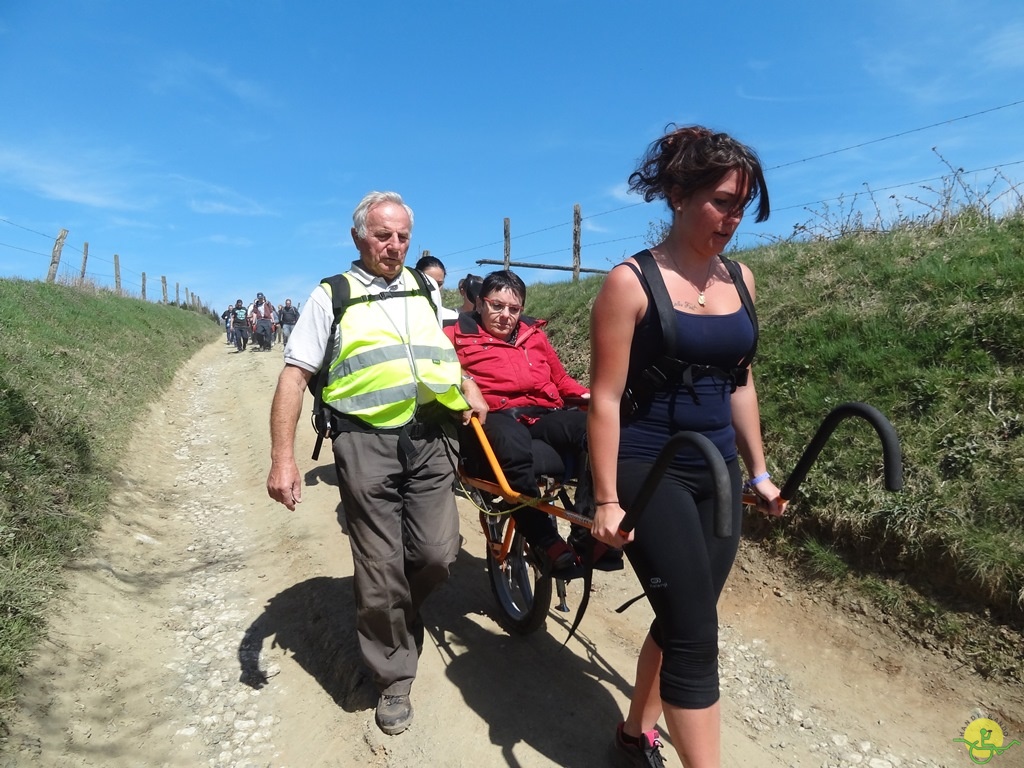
[{"xmin": 479, "ymin": 509, "xmax": 553, "ymax": 634}]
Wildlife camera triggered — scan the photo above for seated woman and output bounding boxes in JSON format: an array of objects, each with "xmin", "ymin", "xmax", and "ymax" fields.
[{"xmin": 445, "ymin": 270, "xmax": 588, "ymax": 575}]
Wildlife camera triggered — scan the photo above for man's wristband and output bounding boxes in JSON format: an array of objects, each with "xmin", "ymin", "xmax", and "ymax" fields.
[
  {"xmin": 595, "ymin": 500, "xmax": 619, "ymax": 507},
  {"xmin": 743, "ymin": 472, "xmax": 771, "ymax": 490}
]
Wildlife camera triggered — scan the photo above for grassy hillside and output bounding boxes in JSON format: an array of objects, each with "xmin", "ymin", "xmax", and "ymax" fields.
[
  {"xmin": 0, "ymin": 280, "xmax": 220, "ymax": 726},
  {"xmin": 519, "ymin": 212, "xmax": 1024, "ymax": 679}
]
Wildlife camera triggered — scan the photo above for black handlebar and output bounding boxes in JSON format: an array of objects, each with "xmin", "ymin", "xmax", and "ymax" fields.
[
  {"xmin": 620, "ymin": 430, "xmax": 733, "ymax": 539},
  {"xmin": 780, "ymin": 402, "xmax": 903, "ymax": 502},
  {"xmin": 614, "ymin": 402, "xmax": 902, "ymax": 541}
]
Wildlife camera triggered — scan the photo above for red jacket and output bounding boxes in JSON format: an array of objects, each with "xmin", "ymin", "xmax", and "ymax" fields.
[{"xmin": 445, "ymin": 313, "xmax": 588, "ymax": 411}]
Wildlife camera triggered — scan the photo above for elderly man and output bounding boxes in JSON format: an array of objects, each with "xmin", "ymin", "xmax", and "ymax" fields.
[{"xmin": 266, "ymin": 191, "xmax": 486, "ymax": 736}]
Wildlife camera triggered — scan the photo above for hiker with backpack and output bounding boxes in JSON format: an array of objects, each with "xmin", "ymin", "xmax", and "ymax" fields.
[
  {"xmin": 587, "ymin": 125, "xmax": 782, "ymax": 768},
  {"xmin": 249, "ymin": 292, "xmax": 275, "ymax": 351},
  {"xmin": 265, "ymin": 190, "xmax": 487, "ymax": 737}
]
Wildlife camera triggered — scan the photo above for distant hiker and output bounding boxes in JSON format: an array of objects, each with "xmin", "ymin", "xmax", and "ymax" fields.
[
  {"xmin": 265, "ymin": 190, "xmax": 487, "ymax": 737},
  {"xmin": 414, "ymin": 255, "xmax": 458, "ymax": 323},
  {"xmin": 249, "ymin": 292, "xmax": 275, "ymax": 351},
  {"xmin": 277, "ymin": 298, "xmax": 300, "ymax": 347},
  {"xmin": 221, "ymin": 304, "xmax": 234, "ymax": 345},
  {"xmin": 588, "ymin": 125, "xmax": 781, "ymax": 768},
  {"xmin": 230, "ymin": 299, "xmax": 250, "ymax": 352}
]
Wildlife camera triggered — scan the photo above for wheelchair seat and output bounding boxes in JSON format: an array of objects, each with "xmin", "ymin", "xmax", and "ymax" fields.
[{"xmin": 461, "ymin": 437, "xmax": 568, "ymax": 485}]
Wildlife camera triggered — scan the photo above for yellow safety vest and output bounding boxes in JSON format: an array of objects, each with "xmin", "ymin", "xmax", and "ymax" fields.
[{"xmin": 322, "ymin": 270, "xmax": 469, "ymax": 427}]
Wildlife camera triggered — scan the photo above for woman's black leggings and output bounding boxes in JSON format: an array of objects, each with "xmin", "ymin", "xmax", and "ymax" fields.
[{"xmin": 618, "ymin": 457, "xmax": 742, "ymax": 709}]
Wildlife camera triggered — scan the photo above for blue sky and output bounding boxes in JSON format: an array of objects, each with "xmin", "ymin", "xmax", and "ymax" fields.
[{"xmin": 2, "ymin": 1, "xmax": 1023, "ymax": 312}]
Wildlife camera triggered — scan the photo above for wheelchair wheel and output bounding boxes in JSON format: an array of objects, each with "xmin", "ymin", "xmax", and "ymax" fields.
[{"xmin": 479, "ymin": 507, "xmax": 553, "ymax": 634}]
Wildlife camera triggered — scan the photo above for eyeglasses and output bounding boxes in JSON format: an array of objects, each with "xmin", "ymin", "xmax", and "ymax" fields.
[{"xmin": 481, "ymin": 298, "xmax": 523, "ymax": 316}]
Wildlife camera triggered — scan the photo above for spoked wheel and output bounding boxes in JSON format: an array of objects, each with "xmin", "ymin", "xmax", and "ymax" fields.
[{"xmin": 478, "ymin": 503, "xmax": 553, "ymax": 634}]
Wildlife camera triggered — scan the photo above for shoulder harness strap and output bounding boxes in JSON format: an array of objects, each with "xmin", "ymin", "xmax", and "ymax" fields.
[{"xmin": 624, "ymin": 251, "xmax": 759, "ymax": 415}]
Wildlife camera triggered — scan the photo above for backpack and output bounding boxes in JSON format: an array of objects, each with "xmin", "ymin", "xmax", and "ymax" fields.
[
  {"xmin": 623, "ymin": 250, "xmax": 758, "ymax": 417},
  {"xmin": 309, "ymin": 268, "xmax": 437, "ymax": 459}
]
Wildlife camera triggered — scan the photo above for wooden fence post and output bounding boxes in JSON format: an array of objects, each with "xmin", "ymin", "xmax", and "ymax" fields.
[
  {"xmin": 175, "ymin": 282, "xmax": 180, "ymax": 306},
  {"xmin": 80, "ymin": 242, "xmax": 89, "ymax": 281},
  {"xmin": 503, "ymin": 218, "xmax": 511, "ymax": 269},
  {"xmin": 141, "ymin": 272, "xmax": 147, "ymax": 301},
  {"xmin": 572, "ymin": 204, "xmax": 581, "ymax": 283},
  {"xmin": 161, "ymin": 276, "xmax": 168, "ymax": 304},
  {"xmin": 45, "ymin": 229, "xmax": 69, "ymax": 283},
  {"xmin": 114, "ymin": 254, "xmax": 121, "ymax": 295}
]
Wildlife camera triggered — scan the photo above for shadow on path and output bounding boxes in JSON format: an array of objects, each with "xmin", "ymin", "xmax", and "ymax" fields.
[
  {"xmin": 238, "ymin": 575, "xmax": 376, "ymax": 712},
  {"xmin": 429, "ymin": 546, "xmax": 638, "ymax": 768},
  {"xmin": 237, "ymin": 542, "xmax": 642, "ymax": 766}
]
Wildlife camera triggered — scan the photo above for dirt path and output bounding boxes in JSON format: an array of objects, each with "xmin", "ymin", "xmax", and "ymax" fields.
[{"xmin": 5, "ymin": 340, "xmax": 1021, "ymax": 767}]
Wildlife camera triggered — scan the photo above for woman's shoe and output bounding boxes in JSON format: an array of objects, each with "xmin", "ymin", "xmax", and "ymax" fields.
[
  {"xmin": 614, "ymin": 721, "xmax": 666, "ymax": 767},
  {"xmin": 533, "ymin": 536, "xmax": 578, "ymax": 575}
]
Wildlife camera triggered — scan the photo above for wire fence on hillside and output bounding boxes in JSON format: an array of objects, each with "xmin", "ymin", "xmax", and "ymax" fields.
[{"xmin": 3, "ymin": 98, "xmax": 1024, "ymax": 294}]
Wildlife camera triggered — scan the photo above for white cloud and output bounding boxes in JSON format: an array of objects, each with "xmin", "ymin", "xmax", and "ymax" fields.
[
  {"xmin": 149, "ymin": 53, "xmax": 278, "ymax": 109},
  {"xmin": 0, "ymin": 145, "xmax": 153, "ymax": 210},
  {"xmin": 608, "ymin": 182, "xmax": 633, "ymax": 203},
  {"xmin": 736, "ymin": 85, "xmax": 801, "ymax": 104},
  {"xmin": 203, "ymin": 234, "xmax": 254, "ymax": 247},
  {"xmin": 980, "ymin": 22, "xmax": 1024, "ymax": 70},
  {"xmin": 170, "ymin": 174, "xmax": 274, "ymax": 217}
]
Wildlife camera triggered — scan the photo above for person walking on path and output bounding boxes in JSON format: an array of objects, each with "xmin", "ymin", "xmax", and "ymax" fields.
[
  {"xmin": 230, "ymin": 299, "xmax": 250, "ymax": 352},
  {"xmin": 277, "ymin": 298, "xmax": 300, "ymax": 347},
  {"xmin": 221, "ymin": 304, "xmax": 234, "ymax": 345},
  {"xmin": 587, "ymin": 125, "xmax": 782, "ymax": 768},
  {"xmin": 265, "ymin": 190, "xmax": 487, "ymax": 737},
  {"xmin": 249, "ymin": 292, "xmax": 275, "ymax": 351}
]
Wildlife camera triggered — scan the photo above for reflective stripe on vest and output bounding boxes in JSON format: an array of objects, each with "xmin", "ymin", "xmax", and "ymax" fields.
[{"xmin": 322, "ymin": 271, "xmax": 469, "ymax": 427}]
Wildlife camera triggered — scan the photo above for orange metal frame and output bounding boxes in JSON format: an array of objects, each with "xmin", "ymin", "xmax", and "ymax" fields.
[{"xmin": 458, "ymin": 416, "xmax": 774, "ymax": 565}]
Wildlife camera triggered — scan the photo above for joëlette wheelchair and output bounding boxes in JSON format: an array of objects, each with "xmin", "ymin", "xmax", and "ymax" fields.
[{"xmin": 456, "ymin": 402, "xmax": 904, "ymax": 640}]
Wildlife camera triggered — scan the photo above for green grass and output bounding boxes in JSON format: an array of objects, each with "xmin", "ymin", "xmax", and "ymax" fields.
[{"xmin": 0, "ymin": 280, "xmax": 219, "ymax": 730}]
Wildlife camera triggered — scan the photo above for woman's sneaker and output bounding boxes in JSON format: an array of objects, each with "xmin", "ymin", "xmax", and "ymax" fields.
[
  {"xmin": 614, "ymin": 721, "xmax": 666, "ymax": 767},
  {"xmin": 528, "ymin": 534, "xmax": 581, "ymax": 577}
]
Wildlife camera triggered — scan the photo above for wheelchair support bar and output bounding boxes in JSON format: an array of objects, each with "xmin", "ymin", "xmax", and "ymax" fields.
[
  {"xmin": 780, "ymin": 402, "xmax": 903, "ymax": 502},
  {"xmin": 620, "ymin": 430, "xmax": 733, "ymax": 539}
]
